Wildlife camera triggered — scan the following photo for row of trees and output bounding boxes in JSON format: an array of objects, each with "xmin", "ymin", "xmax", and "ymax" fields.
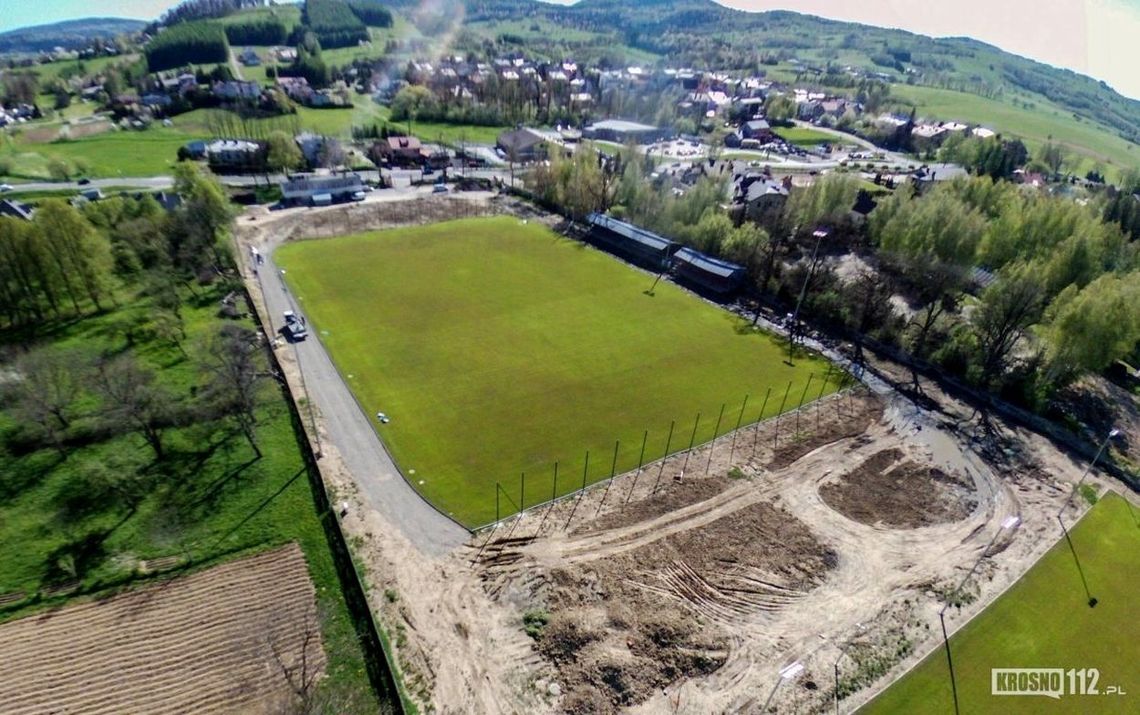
[
  {"xmin": 303, "ymin": 0, "xmax": 370, "ymax": 49},
  {"xmin": 530, "ymin": 141, "xmax": 1140, "ymax": 404}
]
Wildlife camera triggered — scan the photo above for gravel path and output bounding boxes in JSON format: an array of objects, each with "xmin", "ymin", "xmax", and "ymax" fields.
[{"xmin": 243, "ymin": 193, "xmax": 470, "ymax": 556}]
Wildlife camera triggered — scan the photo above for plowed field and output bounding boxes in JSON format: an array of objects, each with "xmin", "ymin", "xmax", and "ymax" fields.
[{"xmin": 0, "ymin": 543, "xmax": 326, "ymax": 715}]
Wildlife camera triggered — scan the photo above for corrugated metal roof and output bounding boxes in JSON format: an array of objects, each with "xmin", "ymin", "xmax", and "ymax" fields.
[
  {"xmin": 673, "ymin": 246, "xmax": 744, "ymax": 279},
  {"xmin": 587, "ymin": 213, "xmax": 674, "ymax": 253}
]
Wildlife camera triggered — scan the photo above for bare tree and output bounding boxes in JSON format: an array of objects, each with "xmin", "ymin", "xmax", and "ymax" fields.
[
  {"xmin": 200, "ymin": 324, "xmax": 265, "ymax": 458},
  {"xmin": 14, "ymin": 347, "xmax": 86, "ymax": 451},
  {"xmin": 92, "ymin": 356, "xmax": 172, "ymax": 460},
  {"xmin": 264, "ymin": 599, "xmax": 327, "ymax": 714}
]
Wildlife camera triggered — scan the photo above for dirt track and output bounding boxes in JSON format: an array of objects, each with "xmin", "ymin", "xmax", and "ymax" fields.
[{"xmin": 0, "ymin": 544, "xmax": 325, "ymax": 715}]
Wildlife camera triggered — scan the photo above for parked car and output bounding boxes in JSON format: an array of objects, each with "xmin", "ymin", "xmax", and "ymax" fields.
[
  {"xmin": 282, "ymin": 310, "xmax": 308, "ymax": 341},
  {"xmin": 77, "ymin": 178, "xmax": 91, "ymax": 185},
  {"xmin": 432, "ymin": 183, "xmax": 448, "ymax": 194},
  {"xmin": 0, "ymin": 183, "xmax": 12, "ymax": 192}
]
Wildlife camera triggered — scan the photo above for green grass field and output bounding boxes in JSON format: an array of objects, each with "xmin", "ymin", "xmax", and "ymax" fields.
[
  {"xmin": 863, "ymin": 493, "xmax": 1140, "ymax": 714},
  {"xmin": 276, "ymin": 217, "xmax": 838, "ymax": 527},
  {"xmin": 774, "ymin": 126, "xmax": 836, "ymax": 146}
]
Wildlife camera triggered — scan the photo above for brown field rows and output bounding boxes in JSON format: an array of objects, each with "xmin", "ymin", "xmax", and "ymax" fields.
[{"xmin": 0, "ymin": 543, "xmax": 326, "ymax": 715}]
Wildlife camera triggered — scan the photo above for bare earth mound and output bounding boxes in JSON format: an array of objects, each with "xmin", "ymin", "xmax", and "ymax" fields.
[
  {"xmin": 538, "ymin": 502, "xmax": 836, "ymax": 713},
  {"xmin": 819, "ymin": 448, "xmax": 977, "ymax": 528},
  {"xmin": 0, "ymin": 544, "xmax": 326, "ymax": 715}
]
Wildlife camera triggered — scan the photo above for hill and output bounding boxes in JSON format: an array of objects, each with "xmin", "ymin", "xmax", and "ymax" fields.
[{"xmin": 0, "ymin": 18, "xmax": 146, "ymax": 54}]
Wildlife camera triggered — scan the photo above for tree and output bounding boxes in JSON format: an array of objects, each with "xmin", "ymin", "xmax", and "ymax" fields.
[
  {"xmin": 199, "ymin": 324, "xmax": 265, "ymax": 458},
  {"xmin": 13, "ymin": 347, "xmax": 86, "ymax": 451},
  {"xmin": 92, "ymin": 356, "xmax": 173, "ymax": 460},
  {"xmin": 971, "ymin": 263, "xmax": 1048, "ymax": 385},
  {"xmin": 33, "ymin": 200, "xmax": 115, "ymax": 313},
  {"xmin": 47, "ymin": 158, "xmax": 73, "ymax": 182},
  {"xmin": 171, "ymin": 163, "xmax": 235, "ymax": 274},
  {"xmin": 1043, "ymin": 272, "xmax": 1140, "ymax": 382},
  {"xmin": 782, "ymin": 173, "xmax": 861, "ymax": 233},
  {"xmin": 266, "ymin": 131, "xmax": 304, "ymax": 174},
  {"xmin": 764, "ymin": 93, "xmax": 796, "ymax": 122},
  {"xmin": 873, "ymin": 188, "xmax": 984, "ymax": 266},
  {"xmin": 1038, "ymin": 140, "xmax": 1068, "ymax": 176}
]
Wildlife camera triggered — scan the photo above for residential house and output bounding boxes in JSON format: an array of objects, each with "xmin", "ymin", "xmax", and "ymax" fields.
[
  {"xmin": 0, "ymin": 198, "xmax": 34, "ymax": 221},
  {"xmin": 369, "ymin": 135, "xmax": 426, "ymax": 167},
  {"xmin": 496, "ymin": 127, "xmax": 562, "ymax": 162},
  {"xmin": 206, "ymin": 139, "xmax": 262, "ymax": 171},
  {"xmin": 212, "ymin": 80, "xmax": 262, "ymax": 101},
  {"xmin": 239, "ymin": 48, "xmax": 261, "ymax": 66},
  {"xmin": 280, "ymin": 173, "xmax": 364, "ymax": 206}
]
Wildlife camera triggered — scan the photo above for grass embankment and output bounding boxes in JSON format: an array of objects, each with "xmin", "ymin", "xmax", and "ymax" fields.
[
  {"xmin": 0, "ymin": 282, "xmax": 375, "ymax": 707},
  {"xmin": 277, "ymin": 216, "xmax": 838, "ymax": 526},
  {"xmin": 863, "ymin": 493, "xmax": 1140, "ymax": 714}
]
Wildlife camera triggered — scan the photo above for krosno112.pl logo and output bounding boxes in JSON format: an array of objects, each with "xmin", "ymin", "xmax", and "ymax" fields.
[{"xmin": 991, "ymin": 669, "xmax": 1126, "ymax": 698}]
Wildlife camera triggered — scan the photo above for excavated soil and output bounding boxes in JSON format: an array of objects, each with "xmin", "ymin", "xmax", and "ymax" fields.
[
  {"xmin": 819, "ymin": 448, "xmax": 977, "ymax": 528},
  {"xmin": 536, "ymin": 501, "xmax": 835, "ymax": 713}
]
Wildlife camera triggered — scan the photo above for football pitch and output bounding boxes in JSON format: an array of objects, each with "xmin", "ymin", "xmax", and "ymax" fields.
[
  {"xmin": 276, "ymin": 216, "xmax": 839, "ymax": 527},
  {"xmin": 863, "ymin": 493, "xmax": 1140, "ymax": 714}
]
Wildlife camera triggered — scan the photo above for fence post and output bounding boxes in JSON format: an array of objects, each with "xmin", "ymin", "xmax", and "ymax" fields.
[
  {"xmin": 536, "ymin": 461, "xmax": 558, "ymax": 537},
  {"xmin": 653, "ymin": 421, "xmax": 676, "ymax": 494},
  {"xmin": 818, "ymin": 365, "xmax": 832, "ymax": 430},
  {"xmin": 796, "ymin": 373, "xmax": 814, "ymax": 438},
  {"xmin": 774, "ymin": 380, "xmax": 792, "ymax": 449},
  {"xmin": 596, "ymin": 440, "xmax": 620, "ymax": 516},
  {"xmin": 495, "ymin": 481, "xmax": 501, "ymax": 524},
  {"xmin": 754, "ymin": 386, "xmax": 772, "ymax": 456},
  {"xmin": 520, "ymin": 472, "xmax": 525, "ymax": 514},
  {"xmin": 729, "ymin": 394, "xmax": 749, "ymax": 465},
  {"xmin": 706, "ymin": 402, "xmax": 726, "ymax": 475},
  {"xmin": 563, "ymin": 450, "xmax": 589, "ymax": 530},
  {"xmin": 679, "ymin": 412, "xmax": 701, "ymax": 483},
  {"xmin": 625, "ymin": 429, "xmax": 649, "ymax": 507}
]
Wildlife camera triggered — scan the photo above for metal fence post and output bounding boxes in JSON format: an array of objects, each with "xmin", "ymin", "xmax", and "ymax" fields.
[
  {"xmin": 706, "ymin": 403, "xmax": 726, "ymax": 475},
  {"xmin": 774, "ymin": 380, "xmax": 792, "ymax": 449},
  {"xmin": 563, "ymin": 450, "xmax": 589, "ymax": 530},
  {"xmin": 729, "ymin": 394, "xmax": 749, "ymax": 465},
  {"xmin": 596, "ymin": 440, "xmax": 620, "ymax": 516},
  {"xmin": 754, "ymin": 386, "xmax": 772, "ymax": 456},
  {"xmin": 625, "ymin": 429, "xmax": 649, "ymax": 507},
  {"xmin": 796, "ymin": 373, "xmax": 814, "ymax": 438},
  {"xmin": 679, "ymin": 412, "xmax": 701, "ymax": 482},
  {"xmin": 652, "ymin": 421, "xmax": 676, "ymax": 494}
]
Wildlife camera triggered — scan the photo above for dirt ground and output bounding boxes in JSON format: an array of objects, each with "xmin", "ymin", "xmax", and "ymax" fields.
[
  {"xmin": 235, "ymin": 196, "xmax": 1139, "ymax": 715},
  {"xmin": 0, "ymin": 544, "xmax": 325, "ymax": 715},
  {"xmin": 819, "ymin": 447, "xmax": 977, "ymax": 528}
]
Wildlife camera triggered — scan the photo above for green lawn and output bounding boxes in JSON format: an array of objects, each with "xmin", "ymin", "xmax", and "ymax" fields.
[
  {"xmin": 1, "ymin": 126, "xmax": 205, "ymax": 179},
  {"xmin": 276, "ymin": 217, "xmax": 838, "ymax": 527},
  {"xmin": 862, "ymin": 493, "xmax": 1140, "ymax": 714},
  {"xmin": 774, "ymin": 126, "xmax": 836, "ymax": 146},
  {"xmin": 0, "ymin": 282, "xmax": 375, "ymax": 707}
]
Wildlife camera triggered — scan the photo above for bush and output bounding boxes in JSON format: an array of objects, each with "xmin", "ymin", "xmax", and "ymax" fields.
[{"xmin": 522, "ymin": 608, "xmax": 550, "ymax": 639}]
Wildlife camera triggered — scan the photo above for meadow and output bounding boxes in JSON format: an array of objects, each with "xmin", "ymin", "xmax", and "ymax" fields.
[
  {"xmin": 774, "ymin": 125, "xmax": 836, "ymax": 146},
  {"xmin": 862, "ymin": 493, "xmax": 1140, "ymax": 714},
  {"xmin": 276, "ymin": 217, "xmax": 838, "ymax": 527}
]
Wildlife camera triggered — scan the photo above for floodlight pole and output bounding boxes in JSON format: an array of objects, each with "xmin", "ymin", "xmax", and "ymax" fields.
[
  {"xmin": 940, "ymin": 515, "xmax": 1020, "ymax": 715},
  {"xmin": 789, "ymin": 228, "xmax": 829, "ymax": 347},
  {"xmin": 1055, "ymin": 428, "xmax": 1118, "ymax": 608}
]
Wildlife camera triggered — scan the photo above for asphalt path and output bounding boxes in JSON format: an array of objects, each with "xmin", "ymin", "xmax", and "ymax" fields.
[
  {"xmin": 7, "ymin": 167, "xmax": 513, "ymax": 194},
  {"xmin": 251, "ymin": 190, "xmax": 471, "ymax": 556}
]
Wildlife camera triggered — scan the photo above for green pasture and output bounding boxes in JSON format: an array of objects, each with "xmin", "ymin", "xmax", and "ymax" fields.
[
  {"xmin": 862, "ymin": 493, "xmax": 1140, "ymax": 714},
  {"xmin": 276, "ymin": 217, "xmax": 839, "ymax": 527}
]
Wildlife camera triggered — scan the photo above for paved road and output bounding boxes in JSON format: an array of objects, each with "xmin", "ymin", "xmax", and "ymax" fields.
[
  {"xmin": 8, "ymin": 168, "xmax": 514, "ymax": 195},
  {"xmin": 250, "ymin": 190, "xmax": 472, "ymax": 556}
]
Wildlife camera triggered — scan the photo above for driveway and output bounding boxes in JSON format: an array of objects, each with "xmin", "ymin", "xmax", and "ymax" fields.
[{"xmin": 244, "ymin": 193, "xmax": 471, "ymax": 556}]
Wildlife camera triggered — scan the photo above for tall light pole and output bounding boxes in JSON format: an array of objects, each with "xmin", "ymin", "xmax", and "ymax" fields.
[
  {"xmin": 940, "ymin": 514, "xmax": 1020, "ymax": 715},
  {"xmin": 1058, "ymin": 428, "xmax": 1119, "ymax": 520},
  {"xmin": 790, "ymin": 228, "xmax": 829, "ymax": 347},
  {"xmin": 1056, "ymin": 427, "xmax": 1120, "ymax": 608}
]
